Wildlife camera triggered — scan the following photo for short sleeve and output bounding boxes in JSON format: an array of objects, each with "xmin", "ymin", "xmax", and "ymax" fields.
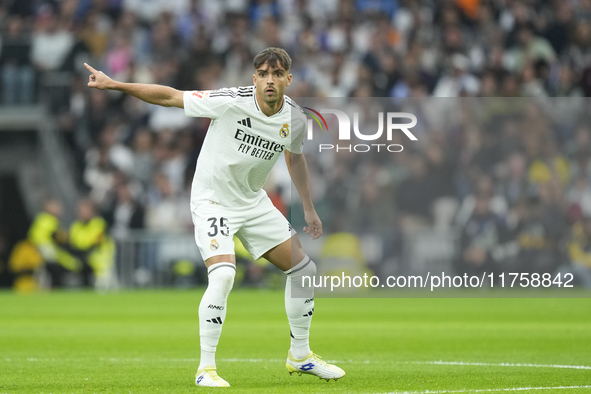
[
  {"xmin": 288, "ymin": 110, "xmax": 306, "ymax": 154},
  {"xmin": 183, "ymin": 88, "xmax": 237, "ymax": 120}
]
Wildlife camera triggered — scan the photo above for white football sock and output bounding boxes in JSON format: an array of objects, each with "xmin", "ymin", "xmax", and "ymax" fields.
[
  {"xmin": 285, "ymin": 255, "xmax": 316, "ymax": 360},
  {"xmin": 198, "ymin": 263, "xmax": 235, "ymax": 370}
]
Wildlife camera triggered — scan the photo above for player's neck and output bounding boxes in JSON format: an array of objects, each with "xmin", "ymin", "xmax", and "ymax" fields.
[{"xmin": 255, "ymin": 91, "xmax": 284, "ymax": 117}]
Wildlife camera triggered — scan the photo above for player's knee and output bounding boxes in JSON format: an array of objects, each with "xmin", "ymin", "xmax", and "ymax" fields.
[
  {"xmin": 290, "ymin": 256, "xmax": 316, "ymax": 282},
  {"xmin": 208, "ymin": 263, "xmax": 236, "ymax": 297},
  {"xmin": 304, "ymin": 259, "xmax": 317, "ymax": 278}
]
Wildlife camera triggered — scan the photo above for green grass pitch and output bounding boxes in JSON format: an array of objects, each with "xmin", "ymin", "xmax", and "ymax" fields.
[{"xmin": 1, "ymin": 289, "xmax": 591, "ymax": 394}]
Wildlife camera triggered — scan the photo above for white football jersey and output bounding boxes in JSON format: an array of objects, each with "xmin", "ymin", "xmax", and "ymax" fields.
[{"xmin": 184, "ymin": 86, "xmax": 306, "ymax": 208}]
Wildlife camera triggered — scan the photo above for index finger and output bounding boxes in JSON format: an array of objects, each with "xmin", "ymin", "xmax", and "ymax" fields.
[{"xmin": 84, "ymin": 63, "xmax": 97, "ymax": 74}]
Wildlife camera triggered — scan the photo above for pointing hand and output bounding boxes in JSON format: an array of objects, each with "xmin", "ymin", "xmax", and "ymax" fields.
[{"xmin": 84, "ymin": 63, "xmax": 113, "ymax": 90}]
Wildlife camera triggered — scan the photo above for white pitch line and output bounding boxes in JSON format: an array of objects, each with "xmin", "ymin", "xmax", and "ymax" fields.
[
  {"xmin": 380, "ymin": 385, "xmax": 591, "ymax": 394},
  {"xmin": 406, "ymin": 361, "xmax": 591, "ymax": 370},
  {"xmin": 4, "ymin": 358, "xmax": 591, "ymax": 371},
  {"xmin": 220, "ymin": 358, "xmax": 283, "ymax": 363},
  {"xmin": 4, "ymin": 358, "xmax": 591, "ymax": 394}
]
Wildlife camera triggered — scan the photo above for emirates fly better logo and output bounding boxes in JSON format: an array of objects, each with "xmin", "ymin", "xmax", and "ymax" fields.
[{"xmin": 303, "ymin": 107, "xmax": 418, "ymax": 153}]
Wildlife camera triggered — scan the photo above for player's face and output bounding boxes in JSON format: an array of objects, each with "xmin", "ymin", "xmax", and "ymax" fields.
[{"xmin": 253, "ymin": 61, "xmax": 292, "ymax": 105}]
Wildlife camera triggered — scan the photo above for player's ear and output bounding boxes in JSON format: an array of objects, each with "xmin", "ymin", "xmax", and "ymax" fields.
[
  {"xmin": 253, "ymin": 74, "xmax": 256, "ymax": 85},
  {"xmin": 287, "ymin": 73, "xmax": 292, "ymax": 86}
]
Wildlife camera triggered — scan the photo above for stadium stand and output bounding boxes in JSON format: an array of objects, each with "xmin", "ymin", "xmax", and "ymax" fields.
[{"xmin": 2, "ymin": 0, "xmax": 591, "ymax": 289}]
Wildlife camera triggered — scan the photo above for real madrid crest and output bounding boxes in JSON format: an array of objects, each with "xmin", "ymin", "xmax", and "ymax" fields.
[
  {"xmin": 280, "ymin": 123, "xmax": 289, "ymax": 138},
  {"xmin": 210, "ymin": 239, "xmax": 219, "ymax": 251}
]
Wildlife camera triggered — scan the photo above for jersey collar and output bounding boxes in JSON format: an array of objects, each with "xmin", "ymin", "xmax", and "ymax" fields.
[{"xmin": 253, "ymin": 91, "xmax": 286, "ymax": 117}]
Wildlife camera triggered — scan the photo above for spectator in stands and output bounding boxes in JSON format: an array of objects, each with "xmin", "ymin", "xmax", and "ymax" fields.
[
  {"xmin": 509, "ymin": 192, "xmax": 566, "ymax": 275},
  {"xmin": 145, "ymin": 172, "xmax": 186, "ymax": 232},
  {"xmin": 8, "ymin": 238, "xmax": 44, "ymax": 293},
  {"xmin": 0, "ymin": 229, "xmax": 9, "ymax": 287},
  {"xmin": 544, "ymin": 1, "xmax": 574, "ymax": 57},
  {"xmin": 424, "ymin": 142, "xmax": 458, "ymax": 230},
  {"xmin": 456, "ymin": 191, "xmax": 507, "ymax": 278},
  {"xmin": 77, "ymin": 7, "xmax": 111, "ymax": 59},
  {"xmin": 505, "ymin": 23, "xmax": 556, "ymax": 73},
  {"xmin": 433, "ymin": 54, "xmax": 480, "ymax": 97},
  {"xmin": 563, "ymin": 20, "xmax": 591, "ymax": 74},
  {"xmin": 519, "ymin": 61, "xmax": 548, "ymax": 97},
  {"xmin": 30, "ymin": 8, "xmax": 74, "ymax": 72},
  {"xmin": 123, "ymin": 0, "xmax": 189, "ymax": 24},
  {"xmin": 564, "ymin": 214, "xmax": 591, "ymax": 288},
  {"xmin": 527, "ymin": 138, "xmax": 571, "ymax": 188},
  {"xmin": 567, "ymin": 125, "xmax": 591, "ymax": 163},
  {"xmin": 27, "ymin": 198, "xmax": 77, "ymax": 288},
  {"xmin": 316, "ymin": 51, "xmax": 359, "ymax": 97},
  {"xmin": 0, "ymin": 15, "xmax": 35, "ymax": 105},
  {"xmin": 566, "ymin": 176, "xmax": 591, "ymax": 223},
  {"xmin": 84, "ymin": 89, "xmax": 113, "ymax": 142},
  {"xmin": 69, "ymin": 198, "xmax": 115, "ymax": 288},
  {"xmin": 105, "ymin": 32, "xmax": 133, "ymax": 76},
  {"xmin": 176, "ymin": 31, "xmax": 217, "ymax": 90},
  {"xmin": 457, "ymin": 174, "xmax": 508, "ymax": 227},
  {"xmin": 552, "ymin": 65, "xmax": 584, "ymax": 97},
  {"xmin": 98, "ymin": 123, "xmax": 135, "ymax": 175},
  {"xmin": 397, "ymin": 155, "xmax": 436, "ymax": 231},
  {"xmin": 350, "ymin": 162, "xmax": 396, "ymax": 233},
  {"xmin": 131, "ymin": 128, "xmax": 156, "ymax": 188},
  {"xmin": 158, "ymin": 132, "xmax": 189, "ymax": 195},
  {"xmin": 104, "ymin": 182, "xmax": 145, "ymax": 239},
  {"xmin": 84, "ymin": 147, "xmax": 116, "ymax": 208},
  {"xmin": 498, "ymin": 151, "xmax": 528, "ymax": 208},
  {"xmin": 84, "ymin": 124, "xmax": 134, "ymax": 207}
]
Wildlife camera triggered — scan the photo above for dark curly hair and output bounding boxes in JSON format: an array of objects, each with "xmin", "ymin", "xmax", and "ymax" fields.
[{"xmin": 253, "ymin": 47, "xmax": 292, "ymax": 71}]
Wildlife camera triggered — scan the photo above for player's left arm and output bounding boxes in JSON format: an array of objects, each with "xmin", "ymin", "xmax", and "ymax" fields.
[{"xmin": 285, "ymin": 150, "xmax": 322, "ymax": 239}]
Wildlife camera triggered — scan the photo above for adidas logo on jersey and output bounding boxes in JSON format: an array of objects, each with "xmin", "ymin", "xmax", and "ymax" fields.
[
  {"xmin": 237, "ymin": 118, "xmax": 252, "ymax": 128},
  {"xmin": 206, "ymin": 317, "xmax": 223, "ymax": 324}
]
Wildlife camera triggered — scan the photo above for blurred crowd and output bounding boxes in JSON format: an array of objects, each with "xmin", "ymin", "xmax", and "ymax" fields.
[
  {"xmin": 4, "ymin": 0, "xmax": 591, "ymax": 105},
  {"xmin": 2, "ymin": 0, "xmax": 591, "ymax": 286},
  {"xmin": 303, "ymin": 97, "xmax": 591, "ymax": 286},
  {"xmin": 7, "ymin": 197, "xmax": 116, "ymax": 291}
]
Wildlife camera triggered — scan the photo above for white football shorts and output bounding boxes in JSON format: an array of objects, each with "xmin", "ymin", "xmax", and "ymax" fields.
[{"xmin": 191, "ymin": 197, "xmax": 296, "ymax": 261}]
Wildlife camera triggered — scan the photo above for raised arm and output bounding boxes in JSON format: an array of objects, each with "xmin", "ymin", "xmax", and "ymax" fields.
[
  {"xmin": 285, "ymin": 150, "xmax": 322, "ymax": 239},
  {"xmin": 84, "ymin": 63, "xmax": 184, "ymax": 108}
]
